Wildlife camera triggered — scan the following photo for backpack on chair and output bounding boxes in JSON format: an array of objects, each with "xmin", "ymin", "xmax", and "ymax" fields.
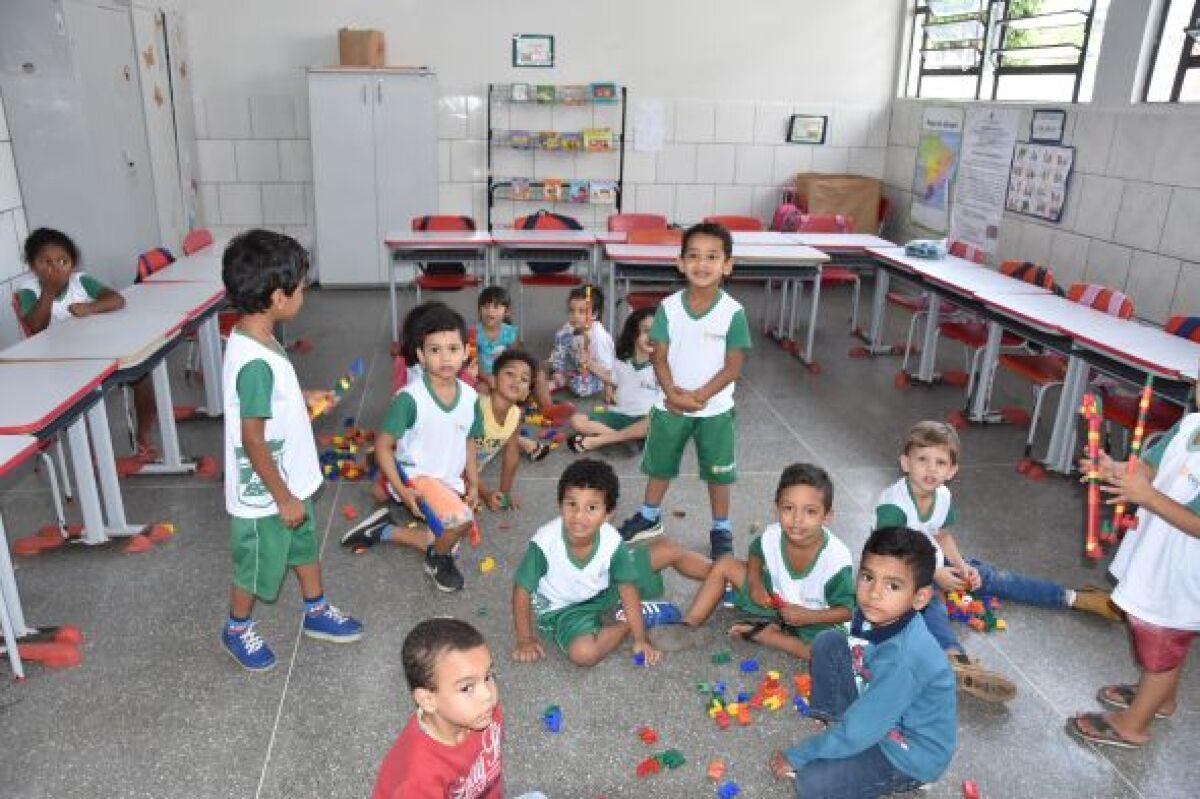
[
  {"xmin": 520, "ymin": 210, "xmax": 582, "ymax": 275},
  {"xmin": 770, "ymin": 202, "xmax": 805, "ymax": 232},
  {"xmin": 414, "ymin": 215, "xmax": 474, "ymax": 276}
]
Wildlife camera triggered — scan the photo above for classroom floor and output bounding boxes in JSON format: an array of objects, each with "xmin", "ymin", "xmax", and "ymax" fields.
[{"xmin": 0, "ymin": 279, "xmax": 1194, "ymax": 799}]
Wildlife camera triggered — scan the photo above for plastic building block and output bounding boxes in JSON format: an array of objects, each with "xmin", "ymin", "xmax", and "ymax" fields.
[
  {"xmin": 713, "ymin": 680, "xmax": 727, "ymax": 695},
  {"xmin": 716, "ymin": 780, "xmax": 741, "ymax": 798},
  {"xmin": 478, "ymin": 556, "xmax": 496, "ymax": 574},
  {"xmin": 706, "ymin": 759, "xmax": 725, "ymax": 781},
  {"xmin": 793, "ymin": 695, "xmax": 810, "ymax": 716},
  {"xmin": 636, "ymin": 726, "xmax": 658, "ymax": 745},
  {"xmin": 636, "ymin": 757, "xmax": 661, "ymax": 778},
  {"xmin": 541, "ymin": 705, "xmax": 562, "ymax": 733},
  {"xmin": 341, "ymin": 504, "xmax": 358, "ymax": 521},
  {"xmin": 713, "ymin": 709, "xmax": 730, "ymax": 730},
  {"xmin": 962, "ymin": 779, "xmax": 980, "ymax": 799},
  {"xmin": 658, "ymin": 749, "xmax": 685, "ymax": 769},
  {"xmin": 696, "ymin": 682, "xmax": 711, "ymax": 693},
  {"xmin": 794, "ymin": 673, "xmax": 812, "ymax": 697},
  {"xmin": 739, "ymin": 658, "xmax": 759, "ymax": 673},
  {"xmin": 632, "ymin": 651, "xmax": 646, "ymax": 667},
  {"xmin": 736, "ymin": 703, "xmax": 751, "ymax": 725},
  {"xmin": 711, "ymin": 649, "xmax": 732, "ymax": 665}
]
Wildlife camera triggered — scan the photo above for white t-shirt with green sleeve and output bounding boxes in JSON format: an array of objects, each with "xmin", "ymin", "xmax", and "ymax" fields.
[
  {"xmin": 751, "ymin": 524, "xmax": 856, "ymax": 613},
  {"xmin": 874, "ymin": 477, "xmax": 957, "ymax": 568},
  {"xmin": 649, "ymin": 288, "xmax": 751, "ymax": 417},
  {"xmin": 16, "ymin": 272, "xmax": 105, "ymax": 326},
  {"xmin": 381, "ymin": 374, "xmax": 483, "ymax": 494},
  {"xmin": 513, "ymin": 518, "xmax": 635, "ymax": 614}
]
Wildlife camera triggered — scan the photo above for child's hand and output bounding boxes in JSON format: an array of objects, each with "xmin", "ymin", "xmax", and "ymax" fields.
[
  {"xmin": 395, "ymin": 482, "xmax": 425, "ymax": 520},
  {"xmin": 632, "ymin": 639, "xmax": 662, "ymax": 666},
  {"xmin": 1101, "ymin": 464, "xmax": 1156, "ymax": 506},
  {"xmin": 303, "ymin": 390, "xmax": 337, "ymax": 418},
  {"xmin": 964, "ymin": 564, "xmax": 982, "ymax": 591},
  {"xmin": 768, "ymin": 750, "xmax": 797, "ymax": 780},
  {"xmin": 1079, "ymin": 450, "xmax": 1120, "ymax": 482},
  {"xmin": 38, "ymin": 264, "xmax": 71, "ymax": 295},
  {"xmin": 278, "ymin": 494, "xmax": 307, "ymax": 529},
  {"xmin": 779, "ymin": 603, "xmax": 811, "ymax": 628},
  {"xmin": 513, "ymin": 638, "xmax": 545, "ymax": 663},
  {"xmin": 935, "ymin": 566, "xmax": 967, "ymax": 592},
  {"xmin": 465, "ymin": 482, "xmax": 481, "ymax": 512},
  {"xmin": 484, "ymin": 491, "xmax": 505, "ymax": 512},
  {"xmin": 665, "ymin": 389, "xmax": 704, "ymax": 414},
  {"xmin": 67, "ymin": 302, "xmax": 95, "ymax": 318}
]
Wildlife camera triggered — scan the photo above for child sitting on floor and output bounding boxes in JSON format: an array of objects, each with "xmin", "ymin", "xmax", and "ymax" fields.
[
  {"xmin": 1068, "ymin": 404, "xmax": 1200, "ymax": 750},
  {"xmin": 511, "ymin": 458, "xmax": 711, "ymax": 667},
  {"xmin": 769, "ymin": 527, "xmax": 956, "ymax": 798},
  {"xmin": 878, "ymin": 422, "xmax": 1122, "ymax": 703},
  {"xmin": 540, "ymin": 283, "xmax": 614, "ymax": 400},
  {"xmin": 474, "ymin": 350, "xmax": 538, "ymax": 512},
  {"xmin": 473, "ymin": 285, "xmax": 519, "ymax": 393},
  {"xmin": 567, "ymin": 307, "xmax": 660, "ymax": 454},
  {"xmin": 653, "ymin": 463, "xmax": 854, "ymax": 659}
]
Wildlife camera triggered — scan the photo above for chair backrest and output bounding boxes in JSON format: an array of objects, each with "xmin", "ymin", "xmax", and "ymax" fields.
[
  {"xmin": 514, "ymin": 210, "xmax": 582, "ymax": 231},
  {"xmin": 945, "ymin": 240, "xmax": 985, "ymax": 264},
  {"xmin": 1000, "ymin": 260, "xmax": 1060, "ymax": 292},
  {"xmin": 1067, "ymin": 283, "xmax": 1135, "ymax": 319},
  {"xmin": 10, "ymin": 293, "xmax": 32, "ymax": 338},
  {"xmin": 412, "ymin": 215, "xmax": 476, "ymax": 232},
  {"xmin": 1165, "ymin": 315, "xmax": 1200, "ymax": 342},
  {"xmin": 703, "ymin": 215, "xmax": 762, "ymax": 232},
  {"xmin": 796, "ymin": 214, "xmax": 854, "ymax": 234},
  {"xmin": 627, "ymin": 228, "xmax": 683, "ymax": 246},
  {"xmin": 181, "ymin": 228, "xmax": 214, "ymax": 256},
  {"xmin": 878, "ymin": 196, "xmax": 890, "ymax": 228},
  {"xmin": 136, "ymin": 247, "xmax": 175, "ymax": 282},
  {"xmin": 607, "ymin": 213, "xmax": 668, "ymax": 233}
]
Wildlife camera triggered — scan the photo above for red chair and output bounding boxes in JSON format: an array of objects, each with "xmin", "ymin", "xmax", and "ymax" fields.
[
  {"xmin": 793, "ymin": 215, "xmax": 863, "ymax": 332},
  {"xmin": 136, "ymin": 247, "xmax": 175, "ymax": 282},
  {"xmin": 181, "ymin": 228, "xmax": 214, "ymax": 256},
  {"xmin": 512, "ymin": 213, "xmax": 586, "ymax": 326},
  {"xmin": 607, "ymin": 213, "xmax": 668, "ymax": 233},
  {"xmin": 1000, "ymin": 283, "xmax": 1134, "ymax": 458},
  {"xmin": 409, "ymin": 216, "xmax": 481, "ymax": 300},
  {"xmin": 890, "ymin": 240, "xmax": 983, "ymax": 373},
  {"xmin": 617, "ymin": 228, "xmax": 683, "ymax": 320},
  {"xmin": 703, "ymin": 215, "xmax": 763, "ymax": 232}
]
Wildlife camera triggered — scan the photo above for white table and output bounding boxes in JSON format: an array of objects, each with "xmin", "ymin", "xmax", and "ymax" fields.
[
  {"xmin": 383, "ymin": 231, "xmax": 495, "ymax": 343},
  {"xmin": 0, "ymin": 434, "xmax": 41, "ymax": 678},
  {"xmin": 490, "ymin": 230, "xmax": 612, "ymax": 327},
  {"xmin": 604, "ymin": 243, "xmax": 829, "ymax": 365},
  {"xmin": 140, "ymin": 239, "xmax": 226, "ymax": 284},
  {"xmin": 794, "ymin": 233, "xmax": 895, "ymax": 252}
]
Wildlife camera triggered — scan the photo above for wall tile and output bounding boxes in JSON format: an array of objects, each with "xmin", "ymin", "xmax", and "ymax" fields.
[
  {"xmin": 889, "ymin": 101, "xmax": 921, "ymax": 147},
  {"xmin": 754, "ymin": 102, "xmax": 792, "ymax": 145},
  {"xmin": 1083, "ymin": 239, "xmax": 1132, "ymax": 290},
  {"xmin": 622, "ymin": 150, "xmax": 656, "ymax": 184},
  {"xmin": 450, "ymin": 140, "xmax": 486, "ymax": 182},
  {"xmin": 674, "ymin": 100, "xmax": 716, "ymax": 143},
  {"xmin": 249, "ymin": 95, "xmax": 297, "ymax": 139},
  {"xmin": 196, "ymin": 140, "xmax": 236, "ymax": 183},
  {"xmin": 218, "ymin": 184, "xmax": 262, "ymax": 225},
  {"xmin": 675, "ymin": 184, "xmax": 715, "ymax": 224},
  {"xmin": 551, "ymin": 104, "xmax": 591, "ymax": 132},
  {"xmin": 848, "ymin": 148, "xmax": 886, "ymax": 180},
  {"xmin": 491, "ymin": 148, "xmax": 535, "ymax": 180},
  {"xmin": 696, "ymin": 144, "xmax": 736, "ymax": 184},
  {"xmin": 885, "ymin": 146, "xmax": 916, "ymax": 190},
  {"xmin": 198, "ymin": 183, "xmax": 220, "ymax": 228},
  {"xmin": 735, "ymin": 145, "xmax": 774, "ymax": 185},
  {"xmin": 773, "ymin": 146, "xmax": 813, "ymax": 185},
  {"xmin": 1169, "ymin": 261, "xmax": 1200, "ymax": 318},
  {"xmin": 191, "ymin": 97, "xmax": 207, "ymax": 140},
  {"xmin": 1125, "ymin": 251, "xmax": 1181, "ymax": 324},
  {"xmin": 465, "ymin": 95, "xmax": 487, "ymax": 140},
  {"xmin": 1047, "ymin": 230, "xmax": 1089, "ymax": 286},
  {"xmin": 283, "ymin": 225, "xmax": 313, "ymax": 248},
  {"xmin": 0, "ymin": 142, "xmax": 21, "ymax": 213},
  {"xmin": 1152, "ymin": 113, "xmax": 1200, "ymax": 188},
  {"xmin": 1113, "ymin": 181, "xmax": 1170, "ymax": 252},
  {"xmin": 471, "ymin": 183, "xmax": 488, "ymax": 227},
  {"xmin": 438, "ymin": 183, "xmax": 473, "ymax": 216},
  {"xmin": 633, "ymin": 184, "xmax": 675, "ymax": 220},
  {"xmin": 1161, "ymin": 187, "xmax": 1200, "ymax": 262},
  {"xmin": 714, "ymin": 101, "xmax": 755, "ymax": 144},
  {"xmin": 1072, "ymin": 174, "xmax": 1124, "ymax": 240},
  {"xmin": 657, "ymin": 143, "xmax": 697, "ymax": 183},
  {"xmin": 1018, "ymin": 221, "xmax": 1053, "ymax": 266},
  {"xmin": 1066, "ymin": 110, "xmax": 1115, "ymax": 175},
  {"xmin": 831, "ymin": 106, "xmax": 872, "ymax": 148},
  {"xmin": 206, "ymin": 96, "xmax": 251, "ymax": 139},
  {"xmin": 1106, "ymin": 113, "xmax": 1164, "ymax": 182},
  {"xmin": 812, "ymin": 147, "xmax": 849, "ymax": 174},
  {"xmin": 12, "ymin": 206, "xmax": 26, "ymax": 245},
  {"xmin": 437, "ymin": 95, "xmax": 469, "ymax": 139},
  {"xmin": 262, "ymin": 183, "xmax": 305, "ymax": 224},
  {"xmin": 713, "ymin": 185, "xmax": 755, "ymax": 217},
  {"xmin": 278, "ymin": 140, "xmax": 312, "ymax": 182},
  {"xmin": 437, "ymin": 141, "xmax": 451, "ymax": 183},
  {"xmin": 0, "ymin": 97, "xmax": 8, "ymax": 142},
  {"xmin": 0, "ymin": 211, "xmax": 20, "ymax": 282},
  {"xmin": 866, "ymin": 106, "xmax": 890, "ymax": 147},
  {"xmin": 573, "ymin": 151, "xmax": 619, "ymax": 181},
  {"xmin": 752, "ymin": 185, "xmax": 783, "ymax": 223},
  {"xmin": 293, "ymin": 92, "xmax": 310, "ymax": 139},
  {"xmin": 234, "ymin": 140, "xmax": 280, "ymax": 182}
]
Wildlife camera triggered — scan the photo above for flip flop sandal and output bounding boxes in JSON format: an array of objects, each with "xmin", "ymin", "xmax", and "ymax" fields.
[
  {"xmin": 1067, "ymin": 712, "xmax": 1144, "ymax": 750},
  {"xmin": 567, "ymin": 434, "xmax": 587, "ymax": 454},
  {"xmin": 527, "ymin": 441, "xmax": 551, "ymax": 462},
  {"xmin": 1097, "ymin": 685, "xmax": 1173, "ymax": 719},
  {"xmin": 729, "ymin": 619, "xmax": 776, "ymax": 643},
  {"xmin": 952, "ymin": 661, "xmax": 1017, "ymax": 703}
]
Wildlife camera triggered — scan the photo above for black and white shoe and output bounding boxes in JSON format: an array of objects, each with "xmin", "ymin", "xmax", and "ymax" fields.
[
  {"xmin": 424, "ymin": 546, "xmax": 465, "ymax": 592},
  {"xmin": 340, "ymin": 507, "xmax": 391, "ymax": 550},
  {"xmin": 617, "ymin": 511, "xmax": 664, "ymax": 543}
]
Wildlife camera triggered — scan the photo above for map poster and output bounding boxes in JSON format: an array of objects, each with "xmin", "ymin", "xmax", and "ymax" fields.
[
  {"xmin": 1005, "ymin": 142, "xmax": 1074, "ymax": 223},
  {"xmin": 950, "ymin": 106, "xmax": 1021, "ymax": 258},
  {"xmin": 911, "ymin": 106, "xmax": 964, "ymax": 234}
]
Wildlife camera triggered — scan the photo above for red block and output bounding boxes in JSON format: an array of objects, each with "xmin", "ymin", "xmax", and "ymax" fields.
[{"xmin": 636, "ymin": 757, "xmax": 661, "ymax": 778}]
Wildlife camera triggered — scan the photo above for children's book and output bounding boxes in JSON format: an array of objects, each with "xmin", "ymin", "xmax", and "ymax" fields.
[
  {"xmin": 589, "ymin": 180, "xmax": 617, "ymax": 204},
  {"xmin": 510, "ymin": 83, "xmax": 531, "ymax": 103},
  {"xmin": 535, "ymin": 85, "xmax": 556, "ymax": 104},
  {"xmin": 510, "ymin": 179, "xmax": 531, "ymax": 201},
  {"xmin": 567, "ymin": 180, "xmax": 590, "ymax": 203},
  {"xmin": 529, "ymin": 182, "xmax": 545, "ymax": 202},
  {"xmin": 538, "ymin": 131, "xmax": 562, "ymax": 150},
  {"xmin": 582, "ymin": 128, "xmax": 614, "ymax": 151},
  {"xmin": 589, "ymin": 82, "xmax": 618, "ymax": 103},
  {"xmin": 558, "ymin": 85, "xmax": 588, "ymax": 105},
  {"xmin": 560, "ymin": 132, "xmax": 584, "ymax": 151},
  {"xmin": 542, "ymin": 178, "xmax": 565, "ymax": 202},
  {"xmin": 509, "ymin": 130, "xmax": 533, "ymax": 149}
]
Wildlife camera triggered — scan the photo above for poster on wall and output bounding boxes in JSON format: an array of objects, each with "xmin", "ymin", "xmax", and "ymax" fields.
[
  {"xmin": 631, "ymin": 99, "xmax": 666, "ymax": 152},
  {"xmin": 910, "ymin": 106, "xmax": 964, "ymax": 233},
  {"xmin": 1005, "ymin": 142, "xmax": 1074, "ymax": 223},
  {"xmin": 949, "ymin": 106, "xmax": 1021, "ymax": 258}
]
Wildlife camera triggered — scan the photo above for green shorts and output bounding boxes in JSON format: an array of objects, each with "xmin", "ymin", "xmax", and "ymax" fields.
[
  {"xmin": 640, "ymin": 407, "xmax": 738, "ymax": 484},
  {"xmin": 587, "ymin": 409, "xmax": 644, "ymax": 431},
  {"xmin": 731, "ymin": 582, "xmax": 842, "ymax": 643},
  {"xmin": 229, "ymin": 499, "xmax": 318, "ymax": 602},
  {"xmin": 536, "ymin": 546, "xmax": 664, "ymax": 651}
]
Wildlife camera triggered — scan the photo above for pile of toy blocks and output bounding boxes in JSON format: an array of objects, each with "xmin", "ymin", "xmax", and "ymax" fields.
[
  {"xmin": 318, "ymin": 419, "xmax": 376, "ymax": 481},
  {"xmin": 945, "ymin": 591, "xmax": 1006, "ymax": 632}
]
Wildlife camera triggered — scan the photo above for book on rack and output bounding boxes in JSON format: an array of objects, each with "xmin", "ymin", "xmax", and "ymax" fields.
[
  {"xmin": 582, "ymin": 128, "xmax": 614, "ymax": 151},
  {"xmin": 589, "ymin": 82, "xmax": 618, "ymax": 103},
  {"xmin": 535, "ymin": 84, "xmax": 556, "ymax": 104},
  {"xmin": 558, "ymin": 85, "xmax": 588, "ymax": 105},
  {"xmin": 510, "ymin": 179, "xmax": 531, "ymax": 201},
  {"xmin": 560, "ymin": 132, "xmax": 584, "ymax": 151},
  {"xmin": 538, "ymin": 131, "xmax": 562, "ymax": 150},
  {"xmin": 510, "ymin": 83, "xmax": 531, "ymax": 103},
  {"xmin": 567, "ymin": 180, "xmax": 590, "ymax": 203},
  {"xmin": 542, "ymin": 178, "xmax": 565, "ymax": 202},
  {"xmin": 589, "ymin": 180, "xmax": 617, "ymax": 204},
  {"xmin": 509, "ymin": 130, "xmax": 533, "ymax": 149}
]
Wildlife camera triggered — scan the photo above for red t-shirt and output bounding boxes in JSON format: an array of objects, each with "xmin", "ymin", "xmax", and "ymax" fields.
[{"xmin": 371, "ymin": 705, "xmax": 504, "ymax": 799}]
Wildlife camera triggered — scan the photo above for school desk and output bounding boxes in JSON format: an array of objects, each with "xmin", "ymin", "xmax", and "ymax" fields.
[{"xmin": 382, "ymin": 231, "xmax": 495, "ymax": 343}]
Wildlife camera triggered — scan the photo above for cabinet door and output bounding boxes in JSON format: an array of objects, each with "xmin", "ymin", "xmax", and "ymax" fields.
[
  {"xmin": 309, "ymin": 73, "xmax": 378, "ymax": 285},
  {"xmin": 373, "ymin": 74, "xmax": 438, "ymax": 258}
]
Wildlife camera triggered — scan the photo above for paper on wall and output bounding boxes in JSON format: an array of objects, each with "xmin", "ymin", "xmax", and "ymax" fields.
[
  {"xmin": 950, "ymin": 106, "xmax": 1020, "ymax": 258},
  {"xmin": 631, "ymin": 99, "xmax": 665, "ymax": 152},
  {"xmin": 910, "ymin": 106, "xmax": 963, "ymax": 234}
]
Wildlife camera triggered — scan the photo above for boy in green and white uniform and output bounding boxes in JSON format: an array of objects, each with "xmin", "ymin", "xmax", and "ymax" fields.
[{"xmin": 617, "ymin": 222, "xmax": 752, "ymax": 559}]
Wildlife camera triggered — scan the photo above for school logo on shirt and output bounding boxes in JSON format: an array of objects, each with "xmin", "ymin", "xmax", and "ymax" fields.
[{"xmin": 234, "ymin": 440, "xmax": 288, "ymax": 508}]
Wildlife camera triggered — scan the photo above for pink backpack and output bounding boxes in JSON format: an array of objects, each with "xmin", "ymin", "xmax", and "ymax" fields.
[{"xmin": 770, "ymin": 202, "xmax": 805, "ymax": 232}]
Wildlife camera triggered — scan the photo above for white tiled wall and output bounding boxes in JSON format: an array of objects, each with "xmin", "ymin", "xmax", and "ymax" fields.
[
  {"xmin": 883, "ymin": 98, "xmax": 1200, "ymax": 325},
  {"xmin": 191, "ymin": 92, "xmax": 891, "ymax": 241},
  {"xmin": 0, "ymin": 92, "xmax": 29, "ymax": 348}
]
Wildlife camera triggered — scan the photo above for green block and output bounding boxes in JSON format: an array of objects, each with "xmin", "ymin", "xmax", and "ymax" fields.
[{"xmin": 711, "ymin": 650, "xmax": 732, "ymax": 665}]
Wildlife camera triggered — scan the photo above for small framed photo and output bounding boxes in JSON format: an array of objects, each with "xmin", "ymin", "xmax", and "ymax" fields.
[
  {"xmin": 512, "ymin": 34, "xmax": 554, "ymax": 68},
  {"xmin": 787, "ymin": 114, "xmax": 827, "ymax": 145},
  {"xmin": 1030, "ymin": 109, "xmax": 1066, "ymax": 144}
]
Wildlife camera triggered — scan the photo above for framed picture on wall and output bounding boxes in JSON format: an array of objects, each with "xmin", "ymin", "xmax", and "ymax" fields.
[
  {"xmin": 1030, "ymin": 109, "xmax": 1066, "ymax": 144},
  {"xmin": 512, "ymin": 35, "xmax": 554, "ymax": 68},
  {"xmin": 787, "ymin": 114, "xmax": 827, "ymax": 145}
]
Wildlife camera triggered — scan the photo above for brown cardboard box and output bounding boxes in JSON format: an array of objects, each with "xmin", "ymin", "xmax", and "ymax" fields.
[
  {"xmin": 338, "ymin": 28, "xmax": 386, "ymax": 67},
  {"xmin": 793, "ymin": 173, "xmax": 882, "ymax": 233}
]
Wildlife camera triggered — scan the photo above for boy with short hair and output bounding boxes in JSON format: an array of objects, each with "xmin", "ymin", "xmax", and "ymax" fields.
[
  {"xmin": 617, "ymin": 222, "xmax": 752, "ymax": 559},
  {"xmin": 769, "ymin": 527, "xmax": 956, "ymax": 797},
  {"xmin": 343, "ymin": 305, "xmax": 481, "ymax": 593},
  {"xmin": 220, "ymin": 230, "xmax": 361, "ymax": 671},
  {"xmin": 371, "ymin": 618, "xmax": 547, "ymax": 799},
  {"xmin": 878, "ymin": 421, "xmax": 1118, "ymax": 702},
  {"xmin": 655, "ymin": 463, "xmax": 854, "ymax": 659},
  {"xmin": 511, "ymin": 459, "xmax": 712, "ymax": 668}
]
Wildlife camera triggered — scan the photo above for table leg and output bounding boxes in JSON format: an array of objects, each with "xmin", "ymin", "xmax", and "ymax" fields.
[
  {"xmin": 196, "ymin": 315, "xmax": 223, "ymax": 417},
  {"xmin": 136, "ymin": 362, "xmax": 196, "ymax": 475},
  {"xmin": 861, "ymin": 268, "xmax": 895, "ymax": 354},
  {"xmin": 67, "ymin": 415, "xmax": 108, "ymax": 545},
  {"xmin": 0, "ymin": 513, "xmax": 33, "ymax": 638},
  {"xmin": 804, "ymin": 270, "xmax": 823, "ymax": 366},
  {"xmin": 915, "ymin": 293, "xmax": 940, "ymax": 383},
  {"xmin": 607, "ymin": 260, "xmax": 617, "ymax": 327},
  {"xmin": 85, "ymin": 401, "xmax": 145, "ymax": 538},
  {"xmin": 389, "ymin": 258, "xmax": 400, "ymax": 344},
  {"xmin": 787, "ymin": 280, "xmax": 801, "ymax": 342},
  {"xmin": 967, "ymin": 320, "xmax": 1003, "ymax": 423},
  {"xmin": 1045, "ymin": 354, "xmax": 1087, "ymax": 474},
  {"xmin": 775, "ymin": 280, "xmax": 789, "ymax": 338},
  {"xmin": 590, "ymin": 243, "xmax": 599, "ymax": 285}
]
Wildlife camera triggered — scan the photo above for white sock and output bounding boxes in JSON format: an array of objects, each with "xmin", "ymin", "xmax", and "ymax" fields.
[{"xmin": 1065, "ymin": 589, "xmax": 1077, "ymax": 606}]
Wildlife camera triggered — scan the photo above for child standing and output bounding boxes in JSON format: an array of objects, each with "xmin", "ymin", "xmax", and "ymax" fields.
[
  {"xmin": 345, "ymin": 305, "xmax": 481, "ymax": 593},
  {"xmin": 769, "ymin": 527, "xmax": 956, "ymax": 798},
  {"xmin": 655, "ymin": 463, "xmax": 854, "ymax": 659},
  {"xmin": 877, "ymin": 421, "xmax": 1118, "ymax": 703},
  {"xmin": 220, "ymin": 230, "xmax": 361, "ymax": 671},
  {"xmin": 567, "ymin": 307, "xmax": 660, "ymax": 453},
  {"xmin": 17, "ymin": 228, "xmax": 159, "ymax": 464},
  {"xmin": 473, "ymin": 285, "xmax": 519, "ymax": 393},
  {"xmin": 1068, "ymin": 410, "xmax": 1200, "ymax": 749},
  {"xmin": 542, "ymin": 284, "xmax": 614, "ymax": 400},
  {"xmin": 616, "ymin": 222, "xmax": 752, "ymax": 559},
  {"xmin": 511, "ymin": 459, "xmax": 712, "ymax": 667}
]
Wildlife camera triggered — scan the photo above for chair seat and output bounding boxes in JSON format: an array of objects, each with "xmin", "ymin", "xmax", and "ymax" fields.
[
  {"xmin": 821, "ymin": 266, "xmax": 859, "ymax": 286},
  {"xmin": 998, "ymin": 353, "xmax": 1067, "ymax": 385},
  {"xmin": 518, "ymin": 273, "xmax": 583, "ymax": 287},
  {"xmin": 939, "ymin": 321, "xmax": 1023, "ymax": 349},
  {"xmin": 886, "ymin": 291, "xmax": 926, "ymax": 313},
  {"xmin": 626, "ymin": 291, "xmax": 671, "ymax": 311},
  {"xmin": 415, "ymin": 274, "xmax": 481, "ymax": 291},
  {"xmin": 1102, "ymin": 393, "xmax": 1183, "ymax": 434}
]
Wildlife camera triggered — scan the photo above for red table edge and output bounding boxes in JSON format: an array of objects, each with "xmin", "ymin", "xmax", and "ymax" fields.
[
  {"xmin": 0, "ymin": 360, "xmax": 117, "ymax": 435},
  {"xmin": 0, "ymin": 438, "xmax": 42, "ymax": 477},
  {"xmin": 384, "ymin": 235, "xmax": 495, "ymax": 247}
]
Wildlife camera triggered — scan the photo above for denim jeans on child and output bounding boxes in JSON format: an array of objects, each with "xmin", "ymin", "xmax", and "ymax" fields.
[{"xmin": 792, "ymin": 630, "xmax": 924, "ymax": 799}]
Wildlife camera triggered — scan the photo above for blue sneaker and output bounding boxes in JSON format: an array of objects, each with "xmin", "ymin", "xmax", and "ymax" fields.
[
  {"xmin": 617, "ymin": 512, "xmax": 664, "ymax": 543},
  {"xmin": 721, "ymin": 585, "xmax": 737, "ymax": 608},
  {"xmin": 222, "ymin": 622, "xmax": 276, "ymax": 672},
  {"xmin": 710, "ymin": 527, "xmax": 734, "ymax": 560},
  {"xmin": 616, "ymin": 601, "xmax": 683, "ymax": 629},
  {"xmin": 302, "ymin": 602, "xmax": 363, "ymax": 643}
]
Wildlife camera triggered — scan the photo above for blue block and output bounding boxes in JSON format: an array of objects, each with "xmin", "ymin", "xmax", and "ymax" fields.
[
  {"xmin": 717, "ymin": 780, "xmax": 741, "ymax": 798},
  {"xmin": 632, "ymin": 652, "xmax": 646, "ymax": 667},
  {"xmin": 739, "ymin": 659, "xmax": 759, "ymax": 674},
  {"xmin": 793, "ymin": 695, "xmax": 810, "ymax": 716},
  {"xmin": 736, "ymin": 691, "xmax": 750, "ymax": 704},
  {"xmin": 542, "ymin": 705, "xmax": 562, "ymax": 733},
  {"xmin": 713, "ymin": 680, "xmax": 727, "ymax": 695}
]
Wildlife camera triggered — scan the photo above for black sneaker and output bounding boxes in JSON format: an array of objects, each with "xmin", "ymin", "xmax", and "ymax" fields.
[
  {"xmin": 340, "ymin": 507, "xmax": 391, "ymax": 550},
  {"xmin": 527, "ymin": 441, "xmax": 551, "ymax": 462},
  {"xmin": 618, "ymin": 511, "xmax": 664, "ymax": 543},
  {"xmin": 710, "ymin": 527, "xmax": 734, "ymax": 559},
  {"xmin": 424, "ymin": 546, "xmax": 465, "ymax": 592},
  {"xmin": 567, "ymin": 434, "xmax": 587, "ymax": 454}
]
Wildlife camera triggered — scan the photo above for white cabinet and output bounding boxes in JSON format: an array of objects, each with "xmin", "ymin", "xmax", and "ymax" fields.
[{"xmin": 308, "ymin": 69, "xmax": 437, "ymax": 286}]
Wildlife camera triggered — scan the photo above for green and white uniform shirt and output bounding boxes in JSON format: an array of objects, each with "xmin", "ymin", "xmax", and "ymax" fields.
[
  {"xmin": 514, "ymin": 519, "xmax": 637, "ymax": 616},
  {"xmin": 381, "ymin": 374, "xmax": 483, "ymax": 494},
  {"xmin": 610, "ymin": 358, "xmax": 661, "ymax": 418},
  {"xmin": 16, "ymin": 272, "xmax": 105, "ymax": 326},
  {"xmin": 751, "ymin": 524, "xmax": 855, "ymax": 614},
  {"xmin": 650, "ymin": 289, "xmax": 751, "ymax": 417},
  {"xmin": 222, "ymin": 330, "xmax": 322, "ymax": 518},
  {"xmin": 874, "ymin": 477, "xmax": 958, "ymax": 568}
]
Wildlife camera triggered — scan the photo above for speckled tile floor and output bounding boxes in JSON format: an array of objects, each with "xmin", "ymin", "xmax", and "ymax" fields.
[{"xmin": 0, "ymin": 279, "xmax": 1192, "ymax": 798}]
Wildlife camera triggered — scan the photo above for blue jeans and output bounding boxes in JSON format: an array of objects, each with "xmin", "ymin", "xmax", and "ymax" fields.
[{"xmin": 792, "ymin": 631, "xmax": 924, "ymax": 798}]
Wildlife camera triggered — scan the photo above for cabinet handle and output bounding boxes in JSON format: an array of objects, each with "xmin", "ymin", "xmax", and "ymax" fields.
[
  {"xmin": 362, "ymin": 84, "xmax": 367, "ymax": 105},
  {"xmin": 376, "ymin": 80, "xmax": 383, "ymax": 104}
]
